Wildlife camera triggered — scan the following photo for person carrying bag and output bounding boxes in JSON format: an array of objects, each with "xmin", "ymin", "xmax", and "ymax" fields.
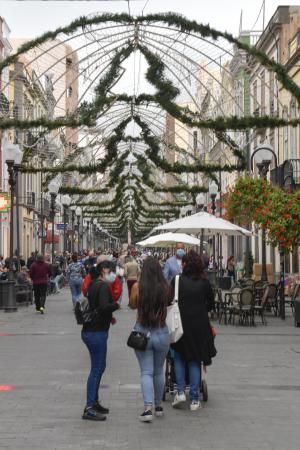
[
  {"xmin": 127, "ymin": 257, "xmax": 170, "ymax": 423},
  {"xmin": 171, "ymin": 250, "xmax": 217, "ymax": 411}
]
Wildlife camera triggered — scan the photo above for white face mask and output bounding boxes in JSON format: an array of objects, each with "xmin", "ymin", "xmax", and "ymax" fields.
[{"xmin": 105, "ymin": 272, "xmax": 116, "ymax": 283}]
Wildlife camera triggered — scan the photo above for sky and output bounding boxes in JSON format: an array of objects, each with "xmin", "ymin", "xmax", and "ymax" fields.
[{"xmin": 1, "ymin": 0, "xmax": 300, "ymax": 39}]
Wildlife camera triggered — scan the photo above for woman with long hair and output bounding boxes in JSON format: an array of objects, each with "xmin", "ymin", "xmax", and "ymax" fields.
[
  {"xmin": 171, "ymin": 250, "xmax": 216, "ymax": 411},
  {"xmin": 129, "ymin": 257, "xmax": 170, "ymax": 422}
]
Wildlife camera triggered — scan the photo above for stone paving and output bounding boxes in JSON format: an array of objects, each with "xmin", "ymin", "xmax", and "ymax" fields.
[{"xmin": 0, "ymin": 289, "xmax": 300, "ymax": 450}]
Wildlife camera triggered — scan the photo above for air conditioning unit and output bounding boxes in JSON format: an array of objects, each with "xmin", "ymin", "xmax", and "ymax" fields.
[{"xmin": 26, "ymin": 192, "xmax": 36, "ymax": 207}]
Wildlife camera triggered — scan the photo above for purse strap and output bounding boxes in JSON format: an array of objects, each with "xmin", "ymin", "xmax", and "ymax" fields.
[{"xmin": 174, "ymin": 275, "xmax": 180, "ymax": 302}]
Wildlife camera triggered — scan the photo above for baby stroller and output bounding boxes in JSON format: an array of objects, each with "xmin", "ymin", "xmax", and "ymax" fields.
[{"xmin": 163, "ymin": 350, "xmax": 208, "ymax": 402}]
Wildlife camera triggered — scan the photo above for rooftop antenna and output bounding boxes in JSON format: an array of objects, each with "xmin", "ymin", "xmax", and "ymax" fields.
[{"xmin": 263, "ymin": 0, "xmax": 266, "ymax": 30}]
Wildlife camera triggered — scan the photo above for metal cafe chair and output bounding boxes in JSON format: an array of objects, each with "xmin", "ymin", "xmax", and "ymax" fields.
[{"xmin": 231, "ymin": 288, "xmax": 255, "ymax": 326}]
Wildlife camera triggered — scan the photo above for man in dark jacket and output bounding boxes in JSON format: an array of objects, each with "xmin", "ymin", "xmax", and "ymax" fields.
[{"xmin": 29, "ymin": 254, "xmax": 52, "ymax": 313}]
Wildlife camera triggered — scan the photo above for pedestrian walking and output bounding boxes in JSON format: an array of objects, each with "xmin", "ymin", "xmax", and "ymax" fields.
[
  {"xmin": 29, "ymin": 254, "xmax": 52, "ymax": 314},
  {"xmin": 129, "ymin": 257, "xmax": 170, "ymax": 423},
  {"xmin": 124, "ymin": 256, "xmax": 140, "ymax": 298},
  {"xmin": 171, "ymin": 250, "xmax": 216, "ymax": 411},
  {"xmin": 163, "ymin": 243, "xmax": 185, "ymax": 282},
  {"xmin": 81, "ymin": 261, "xmax": 120, "ymax": 421},
  {"xmin": 66, "ymin": 253, "xmax": 85, "ymax": 308}
]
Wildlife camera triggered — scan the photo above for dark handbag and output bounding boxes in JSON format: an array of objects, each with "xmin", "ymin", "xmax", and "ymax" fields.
[{"xmin": 127, "ymin": 330, "xmax": 149, "ymax": 351}]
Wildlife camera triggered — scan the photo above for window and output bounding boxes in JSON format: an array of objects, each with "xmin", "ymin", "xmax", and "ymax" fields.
[
  {"xmin": 283, "ymin": 107, "xmax": 288, "ymax": 160},
  {"xmin": 253, "ymin": 80, "xmax": 258, "ymax": 114},
  {"xmin": 66, "ymin": 86, "xmax": 72, "ymax": 98},
  {"xmin": 260, "ymin": 70, "xmax": 265, "ymax": 115},
  {"xmin": 269, "ymin": 71, "xmax": 275, "ymax": 115},
  {"xmin": 66, "ymin": 57, "xmax": 73, "ymax": 67},
  {"xmin": 290, "ymin": 100, "xmax": 297, "ymax": 159}
]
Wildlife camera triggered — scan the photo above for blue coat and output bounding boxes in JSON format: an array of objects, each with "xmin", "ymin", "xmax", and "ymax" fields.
[{"xmin": 163, "ymin": 256, "xmax": 182, "ymax": 282}]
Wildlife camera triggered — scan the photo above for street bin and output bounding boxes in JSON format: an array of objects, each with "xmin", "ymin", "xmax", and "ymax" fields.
[
  {"xmin": 294, "ymin": 298, "xmax": 300, "ymax": 327},
  {"xmin": 0, "ymin": 280, "xmax": 10, "ymax": 310}
]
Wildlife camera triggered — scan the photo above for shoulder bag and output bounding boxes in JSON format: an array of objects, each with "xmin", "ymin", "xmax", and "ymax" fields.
[
  {"xmin": 127, "ymin": 330, "xmax": 150, "ymax": 351},
  {"xmin": 166, "ymin": 275, "xmax": 183, "ymax": 343}
]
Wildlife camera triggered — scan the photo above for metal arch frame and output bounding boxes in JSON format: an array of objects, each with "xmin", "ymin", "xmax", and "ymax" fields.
[
  {"xmin": 1, "ymin": 23, "xmax": 133, "ymax": 93},
  {"xmin": 51, "ymin": 32, "xmax": 134, "ymax": 109},
  {"xmin": 134, "ymin": 103, "xmax": 206, "ymax": 158},
  {"xmin": 2, "ymin": 16, "xmax": 293, "ymax": 123},
  {"xmin": 139, "ymin": 28, "xmax": 240, "ymax": 116}
]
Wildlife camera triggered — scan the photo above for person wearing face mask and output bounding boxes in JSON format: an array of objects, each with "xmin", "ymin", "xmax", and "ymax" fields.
[
  {"xmin": 81, "ymin": 261, "xmax": 120, "ymax": 421},
  {"xmin": 82, "ymin": 257, "xmax": 122, "ymax": 303},
  {"xmin": 163, "ymin": 243, "xmax": 185, "ymax": 282}
]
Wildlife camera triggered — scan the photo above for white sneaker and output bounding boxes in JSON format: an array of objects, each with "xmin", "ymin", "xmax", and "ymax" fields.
[
  {"xmin": 172, "ymin": 392, "xmax": 186, "ymax": 408},
  {"xmin": 190, "ymin": 400, "xmax": 201, "ymax": 411}
]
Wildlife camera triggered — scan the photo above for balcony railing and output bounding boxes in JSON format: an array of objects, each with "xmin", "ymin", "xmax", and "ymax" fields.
[{"xmin": 270, "ymin": 159, "xmax": 300, "ymax": 189}]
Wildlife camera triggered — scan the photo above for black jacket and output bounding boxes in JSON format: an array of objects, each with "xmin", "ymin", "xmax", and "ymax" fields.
[
  {"xmin": 82, "ymin": 280, "xmax": 118, "ymax": 332},
  {"xmin": 171, "ymin": 275, "xmax": 216, "ymax": 365}
]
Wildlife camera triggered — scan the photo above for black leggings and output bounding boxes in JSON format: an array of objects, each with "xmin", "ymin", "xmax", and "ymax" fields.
[{"xmin": 33, "ymin": 284, "xmax": 47, "ymax": 310}]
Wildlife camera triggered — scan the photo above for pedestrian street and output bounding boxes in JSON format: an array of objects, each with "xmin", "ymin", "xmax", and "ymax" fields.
[{"xmin": 0, "ymin": 289, "xmax": 300, "ymax": 450}]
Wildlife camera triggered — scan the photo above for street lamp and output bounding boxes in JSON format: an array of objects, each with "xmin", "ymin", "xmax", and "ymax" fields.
[
  {"xmin": 250, "ymin": 145, "xmax": 278, "ymax": 283},
  {"xmin": 49, "ymin": 178, "xmax": 60, "ymax": 263},
  {"xmin": 209, "ymin": 181, "xmax": 218, "ymax": 261},
  {"xmin": 92, "ymin": 218, "xmax": 98, "ymax": 251},
  {"xmin": 75, "ymin": 207, "xmax": 81, "ymax": 253},
  {"xmin": 196, "ymin": 193, "xmax": 206, "ymax": 255},
  {"xmin": 61, "ymin": 195, "xmax": 71, "ymax": 256},
  {"xmin": 4, "ymin": 143, "xmax": 23, "ymax": 312},
  {"xmin": 209, "ymin": 181, "xmax": 218, "ymax": 215},
  {"xmin": 70, "ymin": 205, "xmax": 77, "ymax": 254}
]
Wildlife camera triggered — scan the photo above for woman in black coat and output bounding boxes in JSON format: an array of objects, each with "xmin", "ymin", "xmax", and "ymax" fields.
[{"xmin": 171, "ymin": 250, "xmax": 216, "ymax": 411}]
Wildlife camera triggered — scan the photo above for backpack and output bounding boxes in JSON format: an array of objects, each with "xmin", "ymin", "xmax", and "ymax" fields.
[
  {"xmin": 74, "ymin": 298, "xmax": 101, "ymax": 325},
  {"xmin": 74, "ymin": 280, "xmax": 102, "ymax": 325}
]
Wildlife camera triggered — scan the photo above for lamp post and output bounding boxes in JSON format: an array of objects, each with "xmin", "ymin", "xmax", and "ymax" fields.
[
  {"xmin": 250, "ymin": 145, "xmax": 278, "ymax": 283},
  {"xmin": 209, "ymin": 181, "xmax": 218, "ymax": 261},
  {"xmin": 70, "ymin": 205, "xmax": 76, "ymax": 254},
  {"xmin": 76, "ymin": 207, "xmax": 81, "ymax": 254},
  {"xmin": 4, "ymin": 144, "xmax": 23, "ymax": 312},
  {"xmin": 196, "ymin": 193, "xmax": 205, "ymax": 255},
  {"xmin": 48, "ymin": 179, "xmax": 60, "ymax": 264},
  {"xmin": 61, "ymin": 195, "xmax": 71, "ymax": 256},
  {"xmin": 92, "ymin": 218, "xmax": 98, "ymax": 251}
]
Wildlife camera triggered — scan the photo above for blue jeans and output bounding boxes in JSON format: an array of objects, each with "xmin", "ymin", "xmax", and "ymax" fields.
[
  {"xmin": 69, "ymin": 278, "xmax": 82, "ymax": 305},
  {"xmin": 134, "ymin": 324, "xmax": 170, "ymax": 407},
  {"xmin": 81, "ymin": 331, "xmax": 108, "ymax": 407},
  {"xmin": 173, "ymin": 350, "xmax": 201, "ymax": 402}
]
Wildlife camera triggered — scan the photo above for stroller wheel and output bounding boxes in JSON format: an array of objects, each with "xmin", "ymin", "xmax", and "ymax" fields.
[{"xmin": 202, "ymin": 379, "xmax": 208, "ymax": 402}]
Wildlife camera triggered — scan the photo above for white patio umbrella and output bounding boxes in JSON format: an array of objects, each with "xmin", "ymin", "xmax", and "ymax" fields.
[
  {"xmin": 136, "ymin": 232, "xmax": 201, "ymax": 248},
  {"xmin": 155, "ymin": 211, "xmax": 252, "ymax": 236}
]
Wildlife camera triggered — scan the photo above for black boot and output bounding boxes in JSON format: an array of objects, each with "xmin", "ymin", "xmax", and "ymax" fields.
[
  {"xmin": 82, "ymin": 406, "xmax": 107, "ymax": 421},
  {"xmin": 93, "ymin": 402, "xmax": 109, "ymax": 414}
]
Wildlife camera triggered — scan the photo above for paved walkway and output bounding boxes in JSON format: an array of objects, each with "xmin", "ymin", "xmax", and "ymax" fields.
[{"xmin": 0, "ymin": 289, "xmax": 300, "ymax": 450}]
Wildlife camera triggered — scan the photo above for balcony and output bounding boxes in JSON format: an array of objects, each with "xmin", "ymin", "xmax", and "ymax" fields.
[{"xmin": 270, "ymin": 159, "xmax": 300, "ymax": 189}]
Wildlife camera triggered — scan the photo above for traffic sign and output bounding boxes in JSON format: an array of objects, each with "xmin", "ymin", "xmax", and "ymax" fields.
[{"xmin": 56, "ymin": 223, "xmax": 68, "ymax": 230}]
